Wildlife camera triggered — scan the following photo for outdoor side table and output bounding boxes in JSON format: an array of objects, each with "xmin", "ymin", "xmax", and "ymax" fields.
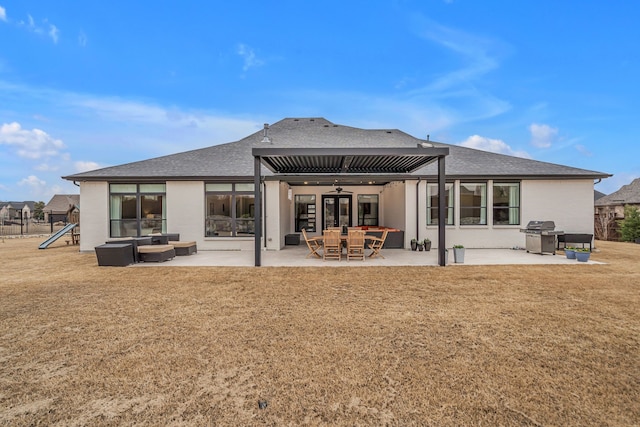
[{"xmin": 95, "ymin": 243, "xmax": 135, "ymax": 266}]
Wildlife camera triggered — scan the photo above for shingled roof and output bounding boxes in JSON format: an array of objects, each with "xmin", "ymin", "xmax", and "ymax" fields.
[
  {"xmin": 595, "ymin": 178, "xmax": 640, "ymax": 206},
  {"xmin": 62, "ymin": 117, "xmax": 610, "ymax": 182}
]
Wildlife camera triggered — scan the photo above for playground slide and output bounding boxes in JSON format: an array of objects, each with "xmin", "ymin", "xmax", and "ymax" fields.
[{"xmin": 38, "ymin": 223, "xmax": 78, "ymax": 249}]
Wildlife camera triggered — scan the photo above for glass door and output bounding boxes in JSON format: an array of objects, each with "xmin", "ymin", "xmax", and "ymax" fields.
[{"xmin": 322, "ymin": 195, "xmax": 352, "ymax": 230}]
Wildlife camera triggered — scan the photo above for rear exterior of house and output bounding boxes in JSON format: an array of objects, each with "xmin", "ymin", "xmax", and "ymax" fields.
[{"xmin": 63, "ymin": 118, "xmax": 610, "ymax": 255}]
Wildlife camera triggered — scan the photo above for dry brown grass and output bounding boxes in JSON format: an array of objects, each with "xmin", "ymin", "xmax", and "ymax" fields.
[{"xmin": 1, "ymin": 237, "xmax": 638, "ymax": 426}]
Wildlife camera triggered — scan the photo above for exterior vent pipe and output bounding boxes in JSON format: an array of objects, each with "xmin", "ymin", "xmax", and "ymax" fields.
[{"xmin": 261, "ymin": 123, "xmax": 271, "ymax": 143}]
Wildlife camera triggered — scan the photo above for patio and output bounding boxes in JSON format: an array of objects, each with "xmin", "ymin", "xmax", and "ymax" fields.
[{"xmin": 132, "ymin": 246, "xmax": 603, "ymax": 267}]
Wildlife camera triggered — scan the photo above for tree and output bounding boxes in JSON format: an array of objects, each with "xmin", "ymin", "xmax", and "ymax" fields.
[
  {"xmin": 33, "ymin": 201, "xmax": 45, "ymax": 221},
  {"xmin": 618, "ymin": 205, "xmax": 640, "ymax": 242}
]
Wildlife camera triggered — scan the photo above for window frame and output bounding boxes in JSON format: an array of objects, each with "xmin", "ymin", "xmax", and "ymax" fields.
[
  {"xmin": 357, "ymin": 194, "xmax": 379, "ymax": 227},
  {"xmin": 459, "ymin": 182, "xmax": 487, "ymax": 226},
  {"xmin": 426, "ymin": 182, "xmax": 455, "ymax": 226},
  {"xmin": 205, "ymin": 182, "xmax": 255, "ymax": 237},
  {"xmin": 109, "ymin": 183, "xmax": 166, "ymax": 237},
  {"xmin": 492, "ymin": 182, "xmax": 521, "ymax": 226}
]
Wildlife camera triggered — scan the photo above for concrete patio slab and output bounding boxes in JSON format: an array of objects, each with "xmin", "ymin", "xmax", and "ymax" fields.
[{"xmin": 132, "ymin": 246, "xmax": 604, "ymax": 267}]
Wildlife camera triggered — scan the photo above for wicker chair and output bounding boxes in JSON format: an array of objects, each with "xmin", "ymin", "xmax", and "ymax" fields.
[
  {"xmin": 346, "ymin": 229, "xmax": 366, "ymax": 261},
  {"xmin": 323, "ymin": 229, "xmax": 342, "ymax": 261}
]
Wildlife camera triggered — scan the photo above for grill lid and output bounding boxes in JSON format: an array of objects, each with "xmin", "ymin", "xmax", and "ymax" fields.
[{"xmin": 524, "ymin": 220, "xmax": 555, "ymax": 231}]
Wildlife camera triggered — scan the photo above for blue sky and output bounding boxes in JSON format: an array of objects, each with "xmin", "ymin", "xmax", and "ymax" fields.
[{"xmin": 1, "ymin": 1, "xmax": 638, "ymax": 203}]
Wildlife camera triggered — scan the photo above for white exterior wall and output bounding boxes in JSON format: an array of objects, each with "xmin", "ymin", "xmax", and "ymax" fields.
[
  {"xmin": 78, "ymin": 181, "xmax": 109, "ymax": 252},
  {"xmin": 166, "ymin": 181, "xmax": 203, "ymax": 245},
  {"xmin": 264, "ymin": 180, "xmax": 285, "ymax": 250},
  {"xmin": 78, "ymin": 177, "xmax": 595, "ymax": 253},
  {"xmin": 427, "ymin": 179, "xmax": 595, "ymax": 249},
  {"xmin": 521, "ymin": 179, "xmax": 595, "ymax": 235}
]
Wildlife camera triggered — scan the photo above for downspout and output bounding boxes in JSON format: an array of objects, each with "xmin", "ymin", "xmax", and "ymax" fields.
[{"xmin": 416, "ymin": 177, "xmax": 420, "ymax": 242}]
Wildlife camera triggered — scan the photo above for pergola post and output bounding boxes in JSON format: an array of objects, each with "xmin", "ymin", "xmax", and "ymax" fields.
[
  {"xmin": 438, "ymin": 155, "xmax": 446, "ymax": 266},
  {"xmin": 254, "ymin": 155, "xmax": 262, "ymax": 266}
]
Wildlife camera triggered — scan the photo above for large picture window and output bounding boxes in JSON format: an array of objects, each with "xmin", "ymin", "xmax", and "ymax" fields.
[
  {"xmin": 205, "ymin": 183, "xmax": 255, "ymax": 237},
  {"xmin": 295, "ymin": 195, "xmax": 316, "ymax": 232},
  {"xmin": 427, "ymin": 183, "xmax": 454, "ymax": 225},
  {"xmin": 460, "ymin": 182, "xmax": 487, "ymax": 225},
  {"xmin": 109, "ymin": 183, "xmax": 166, "ymax": 237},
  {"xmin": 493, "ymin": 182, "xmax": 520, "ymax": 225},
  {"xmin": 357, "ymin": 194, "xmax": 379, "ymax": 226}
]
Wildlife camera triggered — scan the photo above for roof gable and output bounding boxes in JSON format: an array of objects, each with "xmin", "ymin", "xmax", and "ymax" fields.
[{"xmin": 595, "ymin": 178, "xmax": 640, "ymax": 206}]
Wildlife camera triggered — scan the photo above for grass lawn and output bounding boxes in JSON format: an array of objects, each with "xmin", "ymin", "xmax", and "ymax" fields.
[{"xmin": 1, "ymin": 237, "xmax": 638, "ymax": 426}]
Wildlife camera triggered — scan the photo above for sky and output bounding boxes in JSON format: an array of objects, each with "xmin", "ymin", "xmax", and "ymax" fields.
[{"xmin": 1, "ymin": 1, "xmax": 638, "ymax": 203}]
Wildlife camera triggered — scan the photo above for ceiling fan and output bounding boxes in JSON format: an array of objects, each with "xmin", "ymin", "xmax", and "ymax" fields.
[{"xmin": 326, "ymin": 181, "xmax": 353, "ymax": 194}]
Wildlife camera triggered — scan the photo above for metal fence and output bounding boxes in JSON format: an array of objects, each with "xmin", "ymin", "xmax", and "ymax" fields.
[{"xmin": 0, "ymin": 222, "xmax": 68, "ymax": 237}]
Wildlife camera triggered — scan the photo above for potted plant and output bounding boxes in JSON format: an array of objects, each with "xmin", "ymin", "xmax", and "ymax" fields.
[
  {"xmin": 575, "ymin": 248, "xmax": 591, "ymax": 262},
  {"xmin": 411, "ymin": 238, "xmax": 418, "ymax": 251},
  {"xmin": 565, "ymin": 246, "xmax": 576, "ymax": 259},
  {"xmin": 418, "ymin": 241, "xmax": 424, "ymax": 251},
  {"xmin": 423, "ymin": 238, "xmax": 431, "ymax": 251},
  {"xmin": 453, "ymin": 244, "xmax": 465, "ymax": 263}
]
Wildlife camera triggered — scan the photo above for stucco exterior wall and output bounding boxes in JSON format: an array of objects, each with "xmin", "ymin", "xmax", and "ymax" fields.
[
  {"xmin": 78, "ymin": 181, "xmax": 109, "ymax": 252},
  {"xmin": 427, "ymin": 179, "xmax": 595, "ymax": 249},
  {"xmin": 166, "ymin": 181, "xmax": 204, "ymax": 246},
  {"xmin": 264, "ymin": 181, "xmax": 285, "ymax": 250}
]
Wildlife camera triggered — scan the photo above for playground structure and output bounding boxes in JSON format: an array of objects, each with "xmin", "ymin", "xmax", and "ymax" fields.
[{"xmin": 39, "ymin": 205, "xmax": 80, "ymax": 249}]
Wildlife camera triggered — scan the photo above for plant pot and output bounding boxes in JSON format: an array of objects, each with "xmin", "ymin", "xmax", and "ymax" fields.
[
  {"xmin": 424, "ymin": 241, "xmax": 431, "ymax": 251},
  {"xmin": 411, "ymin": 241, "xmax": 418, "ymax": 251},
  {"xmin": 418, "ymin": 244, "xmax": 424, "ymax": 251},
  {"xmin": 453, "ymin": 248, "xmax": 465, "ymax": 263},
  {"xmin": 575, "ymin": 251, "xmax": 591, "ymax": 262},
  {"xmin": 565, "ymin": 249, "xmax": 576, "ymax": 259}
]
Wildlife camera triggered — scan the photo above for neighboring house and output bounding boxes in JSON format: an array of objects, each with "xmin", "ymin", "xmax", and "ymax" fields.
[
  {"xmin": 0, "ymin": 201, "xmax": 35, "ymax": 223},
  {"xmin": 63, "ymin": 117, "xmax": 610, "ymax": 265},
  {"xmin": 594, "ymin": 178, "xmax": 640, "ymax": 241},
  {"xmin": 43, "ymin": 194, "xmax": 81, "ymax": 224}
]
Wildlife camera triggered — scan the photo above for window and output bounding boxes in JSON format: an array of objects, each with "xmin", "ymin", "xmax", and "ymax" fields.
[
  {"xmin": 205, "ymin": 183, "xmax": 255, "ymax": 237},
  {"xmin": 295, "ymin": 195, "xmax": 316, "ymax": 232},
  {"xmin": 357, "ymin": 194, "xmax": 379, "ymax": 226},
  {"xmin": 493, "ymin": 183, "xmax": 520, "ymax": 225},
  {"xmin": 460, "ymin": 182, "xmax": 487, "ymax": 225},
  {"xmin": 427, "ymin": 183, "xmax": 454, "ymax": 225},
  {"xmin": 110, "ymin": 183, "xmax": 166, "ymax": 237}
]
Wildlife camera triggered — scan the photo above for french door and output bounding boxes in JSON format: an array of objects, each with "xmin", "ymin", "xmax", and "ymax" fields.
[{"xmin": 322, "ymin": 195, "xmax": 352, "ymax": 230}]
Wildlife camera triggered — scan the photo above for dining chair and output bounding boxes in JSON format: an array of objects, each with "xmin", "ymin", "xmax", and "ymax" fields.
[
  {"xmin": 367, "ymin": 229, "xmax": 389, "ymax": 259},
  {"xmin": 346, "ymin": 229, "xmax": 366, "ymax": 261},
  {"xmin": 302, "ymin": 228, "xmax": 323, "ymax": 258},
  {"xmin": 323, "ymin": 229, "xmax": 342, "ymax": 261}
]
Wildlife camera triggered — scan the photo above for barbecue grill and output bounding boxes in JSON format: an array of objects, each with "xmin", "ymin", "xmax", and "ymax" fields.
[{"xmin": 520, "ymin": 220, "xmax": 563, "ymax": 255}]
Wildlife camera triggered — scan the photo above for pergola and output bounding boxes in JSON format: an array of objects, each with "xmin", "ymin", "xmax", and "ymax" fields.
[{"xmin": 252, "ymin": 146, "xmax": 449, "ymax": 266}]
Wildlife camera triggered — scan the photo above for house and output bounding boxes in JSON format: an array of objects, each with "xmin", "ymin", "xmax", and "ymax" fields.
[
  {"xmin": 594, "ymin": 178, "xmax": 640, "ymax": 240},
  {"xmin": 0, "ymin": 201, "xmax": 35, "ymax": 223},
  {"xmin": 42, "ymin": 194, "xmax": 81, "ymax": 224},
  {"xmin": 62, "ymin": 117, "xmax": 610, "ymax": 265}
]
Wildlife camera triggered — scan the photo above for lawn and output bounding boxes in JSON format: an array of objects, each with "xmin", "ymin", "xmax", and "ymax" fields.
[{"xmin": 1, "ymin": 237, "xmax": 638, "ymax": 426}]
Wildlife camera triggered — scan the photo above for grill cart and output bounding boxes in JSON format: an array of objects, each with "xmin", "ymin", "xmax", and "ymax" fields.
[{"xmin": 520, "ymin": 220, "xmax": 564, "ymax": 255}]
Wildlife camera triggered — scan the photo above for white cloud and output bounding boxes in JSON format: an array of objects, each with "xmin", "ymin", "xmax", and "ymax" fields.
[
  {"xmin": 49, "ymin": 24, "xmax": 59, "ymax": 43},
  {"xmin": 74, "ymin": 161, "xmax": 100, "ymax": 172},
  {"xmin": 0, "ymin": 6, "xmax": 7, "ymax": 22},
  {"xmin": 575, "ymin": 144, "xmax": 592, "ymax": 156},
  {"xmin": 459, "ymin": 135, "xmax": 531, "ymax": 158},
  {"xmin": 0, "ymin": 122, "xmax": 66, "ymax": 159},
  {"xmin": 15, "ymin": 13, "xmax": 59, "ymax": 43},
  {"xmin": 237, "ymin": 43, "xmax": 264, "ymax": 72},
  {"xmin": 529, "ymin": 123, "xmax": 558, "ymax": 148}
]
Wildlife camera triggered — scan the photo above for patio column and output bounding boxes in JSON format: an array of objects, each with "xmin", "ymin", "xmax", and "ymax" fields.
[
  {"xmin": 438, "ymin": 155, "xmax": 446, "ymax": 266},
  {"xmin": 254, "ymin": 155, "xmax": 262, "ymax": 266}
]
